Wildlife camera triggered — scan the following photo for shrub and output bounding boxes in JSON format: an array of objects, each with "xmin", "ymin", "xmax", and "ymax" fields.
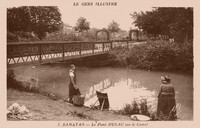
[
  {"xmin": 137, "ymin": 41, "xmax": 180, "ymax": 71},
  {"xmin": 7, "ymin": 31, "xmax": 19, "ymax": 42},
  {"xmin": 109, "ymin": 46, "xmax": 130, "ymax": 66},
  {"xmin": 123, "ymin": 103, "xmax": 133, "ymax": 115},
  {"xmin": 7, "ymin": 31, "xmax": 38, "ymax": 42},
  {"xmin": 118, "ymin": 99, "xmax": 148, "ymax": 116},
  {"xmin": 109, "ymin": 40, "xmax": 193, "ymax": 73},
  {"xmin": 175, "ymin": 42, "xmax": 193, "ymax": 73},
  {"xmin": 45, "ymin": 31, "xmax": 79, "ymax": 41},
  {"xmin": 116, "ymin": 99, "xmax": 178, "ymax": 121}
]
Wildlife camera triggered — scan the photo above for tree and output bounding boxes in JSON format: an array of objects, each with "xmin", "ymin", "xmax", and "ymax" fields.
[
  {"xmin": 74, "ymin": 17, "xmax": 90, "ymax": 33},
  {"xmin": 7, "ymin": 6, "xmax": 63, "ymax": 40},
  {"xmin": 7, "ymin": 7, "xmax": 32, "ymax": 33},
  {"xmin": 131, "ymin": 7, "xmax": 193, "ymax": 43},
  {"xmin": 107, "ymin": 20, "xmax": 120, "ymax": 38},
  {"xmin": 131, "ymin": 9, "xmax": 162, "ymax": 38}
]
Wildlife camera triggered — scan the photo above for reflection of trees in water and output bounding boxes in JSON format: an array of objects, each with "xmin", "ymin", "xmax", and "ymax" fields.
[{"xmin": 85, "ymin": 78, "xmax": 143, "ymax": 100}]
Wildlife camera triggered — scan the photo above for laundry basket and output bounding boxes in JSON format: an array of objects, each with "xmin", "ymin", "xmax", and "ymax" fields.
[{"xmin": 72, "ymin": 95, "xmax": 85, "ymax": 106}]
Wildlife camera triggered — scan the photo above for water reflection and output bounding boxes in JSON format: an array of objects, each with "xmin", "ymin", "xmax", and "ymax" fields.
[
  {"xmin": 84, "ymin": 78, "xmax": 157, "ymax": 111},
  {"xmin": 20, "ymin": 66, "xmax": 192, "ymax": 120}
]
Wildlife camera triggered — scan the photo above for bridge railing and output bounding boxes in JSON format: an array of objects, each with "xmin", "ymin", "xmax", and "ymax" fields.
[{"xmin": 7, "ymin": 40, "xmax": 139, "ymax": 68}]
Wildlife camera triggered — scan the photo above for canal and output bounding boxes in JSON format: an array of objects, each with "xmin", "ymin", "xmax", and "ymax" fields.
[{"xmin": 12, "ymin": 65, "xmax": 193, "ymax": 120}]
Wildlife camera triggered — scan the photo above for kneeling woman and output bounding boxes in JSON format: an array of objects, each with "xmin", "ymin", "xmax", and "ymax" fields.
[{"xmin": 157, "ymin": 76, "xmax": 177, "ymax": 120}]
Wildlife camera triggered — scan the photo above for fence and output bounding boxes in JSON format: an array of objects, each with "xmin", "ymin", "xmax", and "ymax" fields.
[{"xmin": 7, "ymin": 40, "xmax": 140, "ymax": 68}]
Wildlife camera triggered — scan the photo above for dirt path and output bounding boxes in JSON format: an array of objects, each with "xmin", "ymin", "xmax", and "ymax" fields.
[{"xmin": 7, "ymin": 88, "xmax": 131, "ymax": 121}]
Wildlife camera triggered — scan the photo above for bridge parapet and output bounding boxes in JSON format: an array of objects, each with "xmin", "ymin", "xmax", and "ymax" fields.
[{"xmin": 7, "ymin": 40, "xmax": 140, "ymax": 68}]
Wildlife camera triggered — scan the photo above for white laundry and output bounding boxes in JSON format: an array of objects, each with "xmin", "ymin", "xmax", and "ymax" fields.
[{"xmin": 7, "ymin": 103, "xmax": 31, "ymax": 120}]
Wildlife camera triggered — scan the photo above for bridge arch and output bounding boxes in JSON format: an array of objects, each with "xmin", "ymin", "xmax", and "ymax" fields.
[
  {"xmin": 95, "ymin": 29, "xmax": 110, "ymax": 41},
  {"xmin": 129, "ymin": 29, "xmax": 139, "ymax": 40}
]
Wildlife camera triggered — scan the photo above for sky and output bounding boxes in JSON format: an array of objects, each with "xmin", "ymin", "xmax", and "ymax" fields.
[
  {"xmin": 5, "ymin": 0, "xmax": 195, "ymax": 31},
  {"xmin": 58, "ymin": 1, "xmax": 153, "ymax": 31}
]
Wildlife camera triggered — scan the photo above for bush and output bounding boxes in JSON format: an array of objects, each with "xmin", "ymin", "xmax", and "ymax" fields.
[
  {"xmin": 135, "ymin": 41, "xmax": 180, "ymax": 71},
  {"xmin": 7, "ymin": 31, "xmax": 38, "ymax": 42},
  {"xmin": 109, "ymin": 46, "xmax": 130, "ymax": 66},
  {"xmin": 115, "ymin": 99, "xmax": 178, "ymax": 121},
  {"xmin": 45, "ymin": 29, "xmax": 97, "ymax": 41},
  {"xmin": 45, "ymin": 31, "xmax": 79, "ymax": 41},
  {"xmin": 175, "ymin": 42, "xmax": 193, "ymax": 73},
  {"xmin": 116, "ymin": 99, "xmax": 149, "ymax": 116},
  {"xmin": 7, "ymin": 31, "xmax": 19, "ymax": 42},
  {"xmin": 109, "ymin": 40, "xmax": 193, "ymax": 73}
]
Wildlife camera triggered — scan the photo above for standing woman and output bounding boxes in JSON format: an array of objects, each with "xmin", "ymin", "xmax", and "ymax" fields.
[
  {"xmin": 157, "ymin": 76, "xmax": 177, "ymax": 120},
  {"xmin": 68, "ymin": 64, "xmax": 77, "ymax": 103}
]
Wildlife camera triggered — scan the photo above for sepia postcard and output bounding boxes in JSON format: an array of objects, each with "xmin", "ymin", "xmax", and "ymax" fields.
[{"xmin": 1, "ymin": 0, "xmax": 200, "ymax": 128}]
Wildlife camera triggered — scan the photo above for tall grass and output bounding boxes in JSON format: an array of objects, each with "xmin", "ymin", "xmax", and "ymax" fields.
[
  {"xmin": 115, "ymin": 99, "xmax": 180, "ymax": 121},
  {"xmin": 116, "ymin": 99, "xmax": 149, "ymax": 116}
]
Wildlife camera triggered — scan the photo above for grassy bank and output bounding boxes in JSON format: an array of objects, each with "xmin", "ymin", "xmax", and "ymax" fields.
[
  {"xmin": 7, "ymin": 88, "xmax": 131, "ymax": 121},
  {"xmin": 109, "ymin": 40, "xmax": 193, "ymax": 74},
  {"xmin": 7, "ymin": 66, "xmax": 131, "ymax": 121}
]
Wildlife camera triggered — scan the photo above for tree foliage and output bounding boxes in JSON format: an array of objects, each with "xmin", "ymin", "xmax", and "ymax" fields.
[
  {"xmin": 7, "ymin": 6, "xmax": 62, "ymax": 40},
  {"xmin": 131, "ymin": 7, "xmax": 193, "ymax": 43},
  {"xmin": 107, "ymin": 20, "xmax": 120, "ymax": 38},
  {"xmin": 74, "ymin": 17, "xmax": 90, "ymax": 33}
]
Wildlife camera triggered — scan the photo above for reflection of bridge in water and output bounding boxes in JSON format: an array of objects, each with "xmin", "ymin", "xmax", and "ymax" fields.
[
  {"xmin": 84, "ymin": 77, "xmax": 157, "ymax": 110},
  {"xmin": 7, "ymin": 40, "xmax": 144, "ymax": 69}
]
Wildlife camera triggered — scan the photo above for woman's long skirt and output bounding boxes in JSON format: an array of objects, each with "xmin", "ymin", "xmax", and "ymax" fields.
[{"xmin": 157, "ymin": 94, "xmax": 177, "ymax": 119}]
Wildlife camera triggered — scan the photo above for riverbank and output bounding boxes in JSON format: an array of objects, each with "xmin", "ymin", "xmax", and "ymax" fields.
[{"xmin": 7, "ymin": 88, "xmax": 131, "ymax": 121}]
